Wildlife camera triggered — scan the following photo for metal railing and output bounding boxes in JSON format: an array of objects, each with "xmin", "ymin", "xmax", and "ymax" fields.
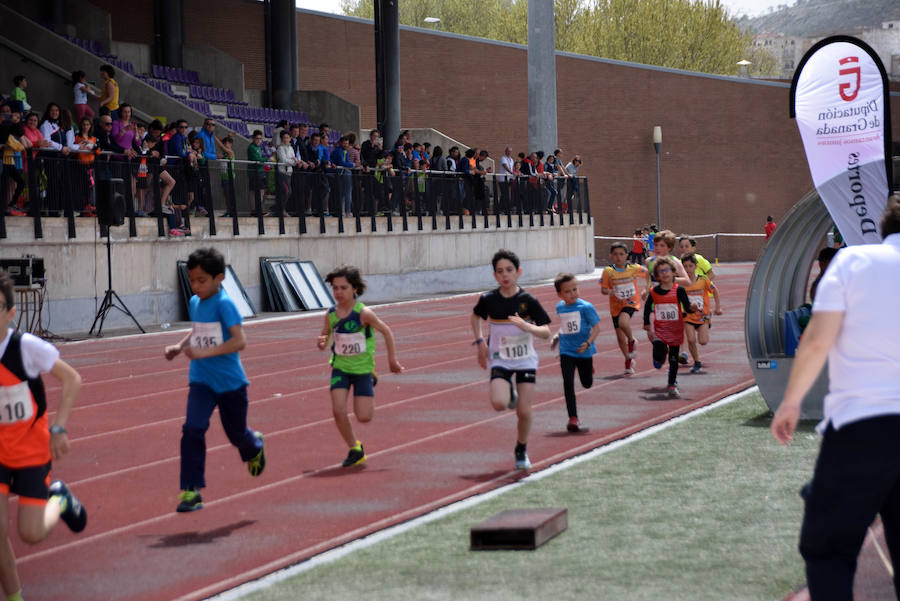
[{"xmin": 0, "ymin": 150, "xmax": 591, "ymax": 239}]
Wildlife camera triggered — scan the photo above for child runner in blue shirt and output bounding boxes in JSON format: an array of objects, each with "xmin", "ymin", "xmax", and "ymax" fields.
[
  {"xmin": 549, "ymin": 273, "xmax": 601, "ymax": 432},
  {"xmin": 164, "ymin": 248, "xmax": 265, "ymax": 512}
]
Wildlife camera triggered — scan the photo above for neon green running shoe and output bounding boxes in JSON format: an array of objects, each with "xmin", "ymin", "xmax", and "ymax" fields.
[
  {"xmin": 342, "ymin": 442, "xmax": 366, "ymax": 467},
  {"xmin": 176, "ymin": 489, "xmax": 203, "ymax": 513},
  {"xmin": 248, "ymin": 431, "xmax": 266, "ymax": 477}
]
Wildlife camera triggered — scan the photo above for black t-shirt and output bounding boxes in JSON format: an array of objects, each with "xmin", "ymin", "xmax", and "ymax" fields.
[{"xmin": 473, "ymin": 287, "xmax": 551, "ymax": 325}]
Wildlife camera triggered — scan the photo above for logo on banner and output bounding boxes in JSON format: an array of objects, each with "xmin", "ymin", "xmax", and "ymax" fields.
[{"xmin": 838, "ymin": 57, "xmax": 860, "ymax": 101}]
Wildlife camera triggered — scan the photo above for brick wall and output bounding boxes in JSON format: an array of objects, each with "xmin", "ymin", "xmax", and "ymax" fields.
[{"xmin": 91, "ymin": 3, "xmax": 900, "ymax": 259}]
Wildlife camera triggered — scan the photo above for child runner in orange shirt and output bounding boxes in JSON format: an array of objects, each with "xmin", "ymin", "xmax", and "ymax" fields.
[
  {"xmin": 600, "ymin": 242, "xmax": 647, "ymax": 375},
  {"xmin": 0, "ymin": 271, "xmax": 87, "ymax": 601},
  {"xmin": 643, "ymin": 257, "xmax": 696, "ymax": 398},
  {"xmin": 681, "ymin": 253, "xmax": 722, "ymax": 374}
]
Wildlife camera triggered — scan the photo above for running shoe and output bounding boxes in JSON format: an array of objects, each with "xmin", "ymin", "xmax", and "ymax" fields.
[
  {"xmin": 628, "ymin": 338, "xmax": 637, "ymax": 358},
  {"xmin": 667, "ymin": 385, "xmax": 680, "ymax": 398},
  {"xmin": 169, "ymin": 228, "xmax": 185, "ymax": 237},
  {"xmin": 176, "ymin": 489, "xmax": 203, "ymax": 513},
  {"xmin": 7, "ymin": 207, "xmax": 26, "ymax": 217},
  {"xmin": 342, "ymin": 442, "xmax": 366, "ymax": 467},
  {"xmin": 48, "ymin": 480, "xmax": 87, "ymax": 532},
  {"xmin": 690, "ymin": 361, "xmax": 703, "ymax": 374},
  {"xmin": 624, "ymin": 358, "xmax": 635, "ymax": 375},
  {"xmin": 507, "ymin": 381, "xmax": 518, "ymax": 410},
  {"xmin": 514, "ymin": 448, "xmax": 531, "ymax": 470},
  {"xmin": 248, "ymin": 431, "xmax": 266, "ymax": 477},
  {"xmin": 678, "ymin": 352, "xmax": 689, "ymax": 365},
  {"xmin": 567, "ymin": 417, "xmax": 581, "ymax": 432}
]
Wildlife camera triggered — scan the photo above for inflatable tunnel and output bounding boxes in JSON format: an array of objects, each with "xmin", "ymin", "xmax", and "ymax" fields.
[{"xmin": 744, "ymin": 190, "xmax": 831, "ymax": 420}]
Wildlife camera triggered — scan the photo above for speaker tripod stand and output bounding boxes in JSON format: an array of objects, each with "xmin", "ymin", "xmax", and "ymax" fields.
[{"xmin": 89, "ymin": 232, "xmax": 145, "ymax": 336}]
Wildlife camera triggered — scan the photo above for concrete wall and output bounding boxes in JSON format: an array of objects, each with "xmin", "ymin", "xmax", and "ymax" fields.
[
  {"xmin": 292, "ymin": 90, "xmax": 360, "ymax": 137},
  {"xmin": 0, "ymin": 218, "xmax": 594, "ymax": 334},
  {"xmin": 184, "ymin": 44, "xmax": 246, "ymax": 103}
]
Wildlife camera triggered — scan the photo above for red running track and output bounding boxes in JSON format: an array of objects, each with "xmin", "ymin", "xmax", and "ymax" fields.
[{"xmin": 13, "ymin": 263, "xmax": 755, "ymax": 601}]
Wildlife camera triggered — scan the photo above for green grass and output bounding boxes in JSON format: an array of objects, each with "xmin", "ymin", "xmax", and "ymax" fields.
[{"xmin": 237, "ymin": 391, "xmax": 820, "ymax": 601}]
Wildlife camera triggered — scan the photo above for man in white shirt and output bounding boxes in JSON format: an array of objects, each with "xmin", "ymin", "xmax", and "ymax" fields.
[{"xmin": 771, "ymin": 195, "xmax": 900, "ymax": 600}]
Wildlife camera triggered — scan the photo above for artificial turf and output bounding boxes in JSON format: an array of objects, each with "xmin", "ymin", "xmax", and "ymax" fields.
[{"xmin": 234, "ymin": 390, "xmax": 820, "ymax": 601}]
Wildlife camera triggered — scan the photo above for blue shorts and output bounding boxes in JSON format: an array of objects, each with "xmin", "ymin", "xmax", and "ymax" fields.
[{"xmin": 330, "ymin": 368, "xmax": 375, "ymax": 396}]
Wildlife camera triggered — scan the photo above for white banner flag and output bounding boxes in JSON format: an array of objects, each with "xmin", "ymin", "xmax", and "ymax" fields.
[{"xmin": 790, "ymin": 36, "xmax": 893, "ymax": 245}]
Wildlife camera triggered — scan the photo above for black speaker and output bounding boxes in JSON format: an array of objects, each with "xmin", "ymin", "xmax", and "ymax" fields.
[{"xmin": 96, "ymin": 178, "xmax": 126, "ymax": 227}]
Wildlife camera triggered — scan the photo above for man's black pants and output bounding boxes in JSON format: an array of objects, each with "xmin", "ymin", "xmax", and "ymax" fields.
[{"xmin": 799, "ymin": 415, "xmax": 900, "ymax": 601}]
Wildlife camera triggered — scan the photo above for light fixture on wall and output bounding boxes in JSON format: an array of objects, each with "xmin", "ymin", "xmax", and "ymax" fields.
[{"xmin": 424, "ymin": 17, "xmax": 441, "ymax": 30}]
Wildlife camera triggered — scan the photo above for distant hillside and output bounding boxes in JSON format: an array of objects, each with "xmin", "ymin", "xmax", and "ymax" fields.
[{"xmin": 734, "ymin": 0, "xmax": 900, "ymax": 36}]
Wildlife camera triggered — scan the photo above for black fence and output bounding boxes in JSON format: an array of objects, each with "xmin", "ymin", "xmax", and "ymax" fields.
[{"xmin": 0, "ymin": 151, "xmax": 591, "ymax": 239}]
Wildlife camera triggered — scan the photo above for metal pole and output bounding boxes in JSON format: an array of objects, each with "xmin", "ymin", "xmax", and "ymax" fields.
[{"xmin": 655, "ymin": 151, "xmax": 660, "ymax": 228}]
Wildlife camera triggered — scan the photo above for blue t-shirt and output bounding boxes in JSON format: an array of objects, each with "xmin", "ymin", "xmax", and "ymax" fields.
[
  {"xmin": 188, "ymin": 288, "xmax": 248, "ymax": 393},
  {"xmin": 556, "ymin": 298, "xmax": 600, "ymax": 358}
]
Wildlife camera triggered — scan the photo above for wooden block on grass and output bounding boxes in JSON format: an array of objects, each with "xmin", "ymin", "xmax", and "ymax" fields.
[{"xmin": 470, "ymin": 508, "xmax": 568, "ymax": 550}]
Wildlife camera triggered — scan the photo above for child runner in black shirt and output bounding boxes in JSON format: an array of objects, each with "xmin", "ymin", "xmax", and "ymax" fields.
[{"xmin": 471, "ymin": 249, "xmax": 551, "ymax": 470}]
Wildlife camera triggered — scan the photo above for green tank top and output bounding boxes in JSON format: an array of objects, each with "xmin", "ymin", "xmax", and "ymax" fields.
[{"xmin": 328, "ymin": 301, "xmax": 375, "ymax": 374}]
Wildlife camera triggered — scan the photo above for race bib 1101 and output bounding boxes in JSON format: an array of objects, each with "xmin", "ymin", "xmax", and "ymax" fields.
[{"xmin": 496, "ymin": 334, "xmax": 533, "ymax": 361}]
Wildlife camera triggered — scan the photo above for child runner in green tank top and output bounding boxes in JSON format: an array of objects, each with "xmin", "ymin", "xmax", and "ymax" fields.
[{"xmin": 318, "ymin": 265, "xmax": 403, "ymax": 467}]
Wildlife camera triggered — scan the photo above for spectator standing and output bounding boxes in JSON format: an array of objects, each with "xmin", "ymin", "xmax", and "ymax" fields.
[
  {"xmin": 307, "ymin": 132, "xmax": 330, "ymax": 215},
  {"xmin": 247, "ymin": 130, "xmax": 267, "ymax": 215},
  {"xmin": 272, "ymin": 119, "xmax": 288, "ymax": 149},
  {"xmin": 98, "ymin": 65, "xmax": 119, "ymax": 121},
  {"xmin": 499, "ymin": 146, "xmax": 515, "ymax": 213},
  {"xmin": 39, "ymin": 103, "xmax": 75, "ymax": 155},
  {"xmin": 10, "ymin": 76, "xmax": 30, "ymax": 112},
  {"xmin": 331, "ymin": 136, "xmax": 355, "ymax": 216},
  {"xmin": 771, "ymin": 198, "xmax": 900, "ymax": 601},
  {"xmin": 71, "ymin": 71, "xmax": 98, "ymax": 122},
  {"xmin": 361, "ymin": 129, "xmax": 381, "ymax": 170},
  {"xmin": 274, "ymin": 130, "xmax": 296, "ymax": 217},
  {"xmin": 110, "ymin": 104, "xmax": 138, "ymax": 152},
  {"xmin": 2, "ymin": 121, "xmax": 26, "ymax": 215},
  {"xmin": 765, "ymin": 215, "xmax": 777, "ymax": 240},
  {"xmin": 73, "ymin": 117, "xmax": 98, "ymax": 216},
  {"xmin": 346, "ymin": 132, "xmax": 361, "ymax": 168},
  {"xmin": 565, "ymin": 155, "xmax": 581, "ymax": 207}
]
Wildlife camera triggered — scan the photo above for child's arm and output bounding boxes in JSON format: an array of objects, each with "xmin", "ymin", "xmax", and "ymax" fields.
[
  {"xmin": 183, "ymin": 324, "xmax": 246, "ymax": 360},
  {"xmin": 577, "ymin": 321, "xmax": 602, "ymax": 354},
  {"xmin": 711, "ymin": 283, "xmax": 722, "ymax": 315},
  {"xmin": 673, "ymin": 258, "xmax": 691, "ymax": 287},
  {"xmin": 677, "ymin": 286, "xmax": 698, "ymax": 316},
  {"xmin": 599, "ymin": 272, "xmax": 610, "ymax": 295},
  {"xmin": 643, "ymin": 294, "xmax": 655, "ymax": 342},
  {"xmin": 317, "ymin": 312, "xmax": 332, "ymax": 350},
  {"xmin": 508, "ymin": 314, "xmax": 551, "ymax": 339},
  {"xmin": 362, "ymin": 307, "xmax": 404, "ymax": 373},
  {"xmin": 164, "ymin": 332, "xmax": 192, "ymax": 360},
  {"xmin": 470, "ymin": 312, "xmax": 488, "ymax": 369},
  {"xmin": 48, "ymin": 358, "xmax": 82, "ymax": 460}
]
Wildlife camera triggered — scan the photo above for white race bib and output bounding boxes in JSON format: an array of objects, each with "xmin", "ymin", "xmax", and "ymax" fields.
[
  {"xmin": 191, "ymin": 322, "xmax": 224, "ymax": 351},
  {"xmin": 0, "ymin": 382, "xmax": 34, "ymax": 425},
  {"xmin": 688, "ymin": 294, "xmax": 705, "ymax": 311},
  {"xmin": 334, "ymin": 332, "xmax": 366, "ymax": 356},
  {"xmin": 654, "ymin": 303, "xmax": 680, "ymax": 322},
  {"xmin": 560, "ymin": 312, "xmax": 581, "ymax": 335},
  {"xmin": 613, "ymin": 281, "xmax": 636, "ymax": 300},
  {"xmin": 497, "ymin": 334, "xmax": 533, "ymax": 361}
]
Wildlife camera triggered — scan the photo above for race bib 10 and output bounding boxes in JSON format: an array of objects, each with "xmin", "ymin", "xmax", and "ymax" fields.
[{"xmin": 0, "ymin": 382, "xmax": 34, "ymax": 425}]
